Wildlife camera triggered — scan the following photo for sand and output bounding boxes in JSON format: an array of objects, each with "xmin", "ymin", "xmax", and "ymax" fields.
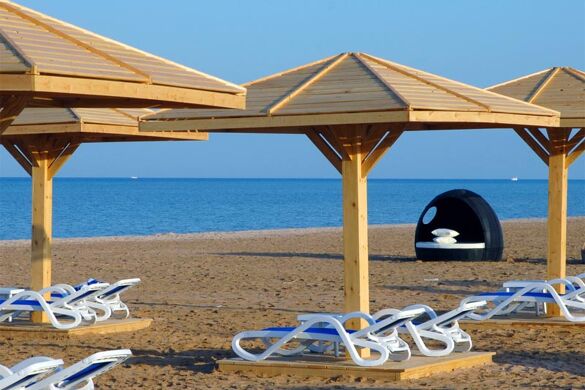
[{"xmin": 1, "ymin": 218, "xmax": 584, "ymax": 389}]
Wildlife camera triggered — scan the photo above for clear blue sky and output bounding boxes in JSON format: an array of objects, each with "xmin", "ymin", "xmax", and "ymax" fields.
[{"xmin": 1, "ymin": 0, "xmax": 584, "ymax": 179}]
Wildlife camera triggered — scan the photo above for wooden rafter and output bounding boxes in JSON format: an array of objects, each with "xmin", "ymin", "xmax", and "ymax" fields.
[
  {"xmin": 526, "ymin": 67, "xmax": 560, "ymax": 103},
  {"xmin": 1, "ymin": 140, "xmax": 32, "ymax": 175},
  {"xmin": 567, "ymin": 138, "xmax": 585, "ymax": 167},
  {"xmin": 526, "ymin": 128, "xmax": 551, "ymax": 153},
  {"xmin": 359, "ymin": 53, "xmax": 492, "ymax": 112},
  {"xmin": 266, "ymin": 53, "xmax": 348, "ymax": 115},
  {"xmin": 0, "ymin": 95, "xmax": 30, "ymax": 134},
  {"xmin": 547, "ymin": 128, "xmax": 571, "ymax": 155},
  {"xmin": 514, "ymin": 127, "xmax": 549, "ymax": 165},
  {"xmin": 566, "ymin": 128, "xmax": 584, "ymax": 153},
  {"xmin": 564, "ymin": 67, "xmax": 585, "ymax": 82},
  {"xmin": 306, "ymin": 129, "xmax": 342, "ymax": 174},
  {"xmin": 362, "ymin": 126, "xmax": 405, "ymax": 176},
  {"xmin": 48, "ymin": 142, "xmax": 79, "ymax": 178},
  {"xmin": 321, "ymin": 126, "xmax": 351, "ymax": 161},
  {"xmin": 354, "ymin": 54, "xmax": 411, "ymax": 110}
]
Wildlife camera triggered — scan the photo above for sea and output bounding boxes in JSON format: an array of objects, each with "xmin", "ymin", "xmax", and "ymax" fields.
[{"xmin": 0, "ymin": 178, "xmax": 583, "ymax": 240}]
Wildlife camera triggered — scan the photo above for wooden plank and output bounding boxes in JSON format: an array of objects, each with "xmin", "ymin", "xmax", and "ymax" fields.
[
  {"xmin": 0, "ymin": 318, "xmax": 152, "ymax": 338},
  {"xmin": 141, "ymin": 110, "xmax": 559, "ymax": 133},
  {"xmin": 513, "ymin": 128, "xmax": 549, "ymax": 165},
  {"xmin": 30, "ymin": 153, "xmax": 52, "ymax": 323},
  {"xmin": 546, "ymin": 152, "xmax": 568, "ymax": 317},
  {"xmin": 0, "ymin": 95, "xmax": 30, "ymax": 134},
  {"xmin": 526, "ymin": 68, "xmax": 560, "ymax": 103},
  {"xmin": 362, "ymin": 127, "xmax": 405, "ymax": 176},
  {"xmin": 342, "ymin": 147, "xmax": 369, "ymax": 358},
  {"xmin": 321, "ymin": 126, "xmax": 351, "ymax": 160},
  {"xmin": 267, "ymin": 53, "xmax": 348, "ymax": 115},
  {"xmin": 0, "ymin": 74, "xmax": 246, "ymax": 109},
  {"xmin": 306, "ymin": 130, "xmax": 342, "ymax": 174},
  {"xmin": 1, "ymin": 141, "xmax": 32, "ymax": 175},
  {"xmin": 217, "ymin": 352, "xmax": 495, "ymax": 381}
]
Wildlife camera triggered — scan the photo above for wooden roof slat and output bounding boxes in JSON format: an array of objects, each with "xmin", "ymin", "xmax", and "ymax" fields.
[
  {"xmin": 267, "ymin": 53, "xmax": 348, "ymax": 115},
  {"xmin": 0, "ymin": 25, "xmax": 36, "ymax": 72},
  {"xmin": 527, "ymin": 67, "xmax": 560, "ymax": 103}
]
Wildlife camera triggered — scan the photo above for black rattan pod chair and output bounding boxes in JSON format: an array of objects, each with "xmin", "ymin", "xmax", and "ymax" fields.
[{"xmin": 414, "ymin": 189, "xmax": 503, "ymax": 261}]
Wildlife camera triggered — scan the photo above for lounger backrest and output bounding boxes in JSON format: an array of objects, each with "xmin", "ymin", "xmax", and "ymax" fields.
[
  {"xmin": 28, "ymin": 350, "xmax": 131, "ymax": 390},
  {"xmin": 368, "ymin": 308, "xmax": 425, "ymax": 337},
  {"xmin": 96, "ymin": 279, "xmax": 140, "ymax": 300},
  {"xmin": 0, "ymin": 359, "xmax": 63, "ymax": 390}
]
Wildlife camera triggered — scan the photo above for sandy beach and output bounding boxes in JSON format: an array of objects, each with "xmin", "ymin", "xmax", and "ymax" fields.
[{"xmin": 1, "ymin": 217, "xmax": 584, "ymax": 389}]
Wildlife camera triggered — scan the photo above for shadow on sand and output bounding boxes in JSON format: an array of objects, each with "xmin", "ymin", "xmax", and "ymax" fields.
[{"xmin": 215, "ymin": 251, "xmax": 415, "ymax": 262}]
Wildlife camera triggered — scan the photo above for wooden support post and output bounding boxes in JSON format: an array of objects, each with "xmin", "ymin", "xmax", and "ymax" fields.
[
  {"xmin": 545, "ymin": 128, "xmax": 572, "ymax": 317},
  {"xmin": 30, "ymin": 153, "xmax": 53, "ymax": 323},
  {"xmin": 342, "ymin": 148, "xmax": 370, "ymax": 358}
]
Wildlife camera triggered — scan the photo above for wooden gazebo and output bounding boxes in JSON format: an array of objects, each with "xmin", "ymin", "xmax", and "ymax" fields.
[
  {"xmin": 0, "ymin": 0, "xmax": 245, "ymax": 324},
  {"xmin": 488, "ymin": 67, "xmax": 584, "ymax": 315},
  {"xmin": 141, "ymin": 52, "xmax": 560, "ymax": 339}
]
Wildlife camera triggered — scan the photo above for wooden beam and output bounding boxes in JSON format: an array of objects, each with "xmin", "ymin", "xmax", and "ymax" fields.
[
  {"xmin": 0, "ymin": 95, "xmax": 30, "ymax": 135},
  {"xmin": 546, "ymin": 152, "xmax": 568, "ymax": 317},
  {"xmin": 526, "ymin": 68, "xmax": 560, "ymax": 103},
  {"xmin": 566, "ymin": 128, "xmax": 584, "ymax": 153},
  {"xmin": 141, "ymin": 109, "xmax": 559, "ymax": 133},
  {"xmin": 342, "ymin": 135, "xmax": 370, "ymax": 358},
  {"xmin": 266, "ymin": 53, "xmax": 348, "ymax": 115},
  {"xmin": 321, "ymin": 126, "xmax": 351, "ymax": 161},
  {"xmin": 306, "ymin": 130, "xmax": 342, "ymax": 174},
  {"xmin": 362, "ymin": 127, "xmax": 405, "ymax": 177},
  {"xmin": 1, "ymin": 141, "xmax": 32, "ymax": 175},
  {"xmin": 48, "ymin": 143, "xmax": 79, "ymax": 178},
  {"xmin": 0, "ymin": 74, "xmax": 246, "ymax": 110},
  {"xmin": 526, "ymin": 128, "xmax": 551, "ymax": 154},
  {"xmin": 30, "ymin": 152, "xmax": 53, "ymax": 323},
  {"xmin": 513, "ymin": 128, "xmax": 549, "ymax": 165},
  {"xmin": 567, "ymin": 138, "xmax": 585, "ymax": 167}
]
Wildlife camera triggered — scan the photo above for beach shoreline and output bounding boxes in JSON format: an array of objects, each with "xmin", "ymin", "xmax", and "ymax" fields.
[{"xmin": 1, "ymin": 216, "xmax": 582, "ymax": 247}]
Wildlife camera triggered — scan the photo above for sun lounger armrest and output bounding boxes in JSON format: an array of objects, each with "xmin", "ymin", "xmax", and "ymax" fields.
[
  {"xmin": 39, "ymin": 285, "xmax": 75, "ymax": 296},
  {"xmin": 566, "ymin": 276, "xmax": 585, "ymax": 289}
]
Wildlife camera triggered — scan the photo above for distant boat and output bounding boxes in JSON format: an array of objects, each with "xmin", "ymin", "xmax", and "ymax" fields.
[
  {"xmin": 130, "ymin": 176, "xmax": 138, "ymax": 180},
  {"xmin": 511, "ymin": 176, "xmax": 518, "ymax": 182}
]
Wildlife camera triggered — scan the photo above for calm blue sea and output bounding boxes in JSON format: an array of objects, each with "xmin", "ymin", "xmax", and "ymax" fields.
[{"xmin": 0, "ymin": 178, "xmax": 583, "ymax": 240}]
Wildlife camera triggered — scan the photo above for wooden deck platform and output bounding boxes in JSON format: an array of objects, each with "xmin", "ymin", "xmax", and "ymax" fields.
[
  {"xmin": 461, "ymin": 316, "xmax": 585, "ymax": 330},
  {"xmin": 0, "ymin": 318, "xmax": 152, "ymax": 338},
  {"xmin": 218, "ymin": 352, "xmax": 495, "ymax": 381}
]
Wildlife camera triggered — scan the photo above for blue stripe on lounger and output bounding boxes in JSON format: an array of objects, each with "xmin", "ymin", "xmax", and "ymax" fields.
[
  {"xmin": 59, "ymin": 361, "xmax": 111, "ymax": 386},
  {"xmin": 262, "ymin": 327, "xmax": 356, "ymax": 335},
  {"xmin": 0, "ymin": 299, "xmax": 50, "ymax": 307},
  {"xmin": 478, "ymin": 292, "xmax": 556, "ymax": 299},
  {"xmin": 3, "ymin": 372, "xmax": 42, "ymax": 390},
  {"xmin": 97, "ymin": 285, "xmax": 126, "ymax": 298}
]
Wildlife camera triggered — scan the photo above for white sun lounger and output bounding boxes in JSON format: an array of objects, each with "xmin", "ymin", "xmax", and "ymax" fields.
[
  {"xmin": 0, "ymin": 290, "xmax": 90, "ymax": 330},
  {"xmin": 51, "ymin": 278, "xmax": 141, "ymax": 321},
  {"xmin": 0, "ymin": 357, "xmax": 63, "ymax": 390},
  {"xmin": 233, "ymin": 308, "xmax": 425, "ymax": 367},
  {"xmin": 461, "ymin": 281, "xmax": 585, "ymax": 322},
  {"xmin": 27, "ymin": 349, "xmax": 132, "ymax": 390},
  {"xmin": 372, "ymin": 301, "xmax": 487, "ymax": 357}
]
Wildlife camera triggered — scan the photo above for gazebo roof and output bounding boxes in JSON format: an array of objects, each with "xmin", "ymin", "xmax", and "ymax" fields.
[
  {"xmin": 487, "ymin": 67, "xmax": 585, "ymax": 127},
  {"xmin": 0, "ymin": 0, "xmax": 245, "ymax": 109},
  {"xmin": 141, "ymin": 52, "xmax": 559, "ymax": 133},
  {"xmin": 0, "ymin": 107, "xmax": 208, "ymax": 142}
]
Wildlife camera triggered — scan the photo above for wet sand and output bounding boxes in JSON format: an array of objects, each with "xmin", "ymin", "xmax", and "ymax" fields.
[{"xmin": 1, "ymin": 218, "xmax": 584, "ymax": 389}]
